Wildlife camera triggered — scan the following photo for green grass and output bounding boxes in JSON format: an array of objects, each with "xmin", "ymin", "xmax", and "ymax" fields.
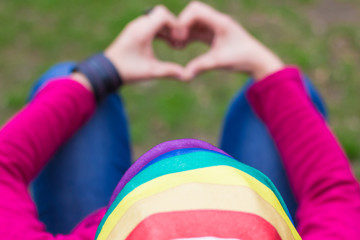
[{"xmin": 1, "ymin": 0, "xmax": 360, "ymax": 178}]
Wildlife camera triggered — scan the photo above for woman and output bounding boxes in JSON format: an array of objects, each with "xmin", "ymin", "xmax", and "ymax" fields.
[{"xmin": 1, "ymin": 2, "xmax": 359, "ymax": 239}]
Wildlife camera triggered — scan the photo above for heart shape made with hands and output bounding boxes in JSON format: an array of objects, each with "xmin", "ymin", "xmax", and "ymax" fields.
[
  {"xmin": 107, "ymin": 2, "xmax": 282, "ymax": 83},
  {"xmin": 105, "ymin": 2, "xmax": 230, "ymax": 84},
  {"xmin": 128, "ymin": 2, "xmax": 239, "ymax": 82},
  {"xmin": 154, "ymin": 20, "xmax": 216, "ymax": 78}
]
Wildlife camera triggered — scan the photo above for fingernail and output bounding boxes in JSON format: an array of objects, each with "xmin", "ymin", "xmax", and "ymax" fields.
[
  {"xmin": 175, "ymin": 29, "xmax": 188, "ymax": 41},
  {"xmin": 172, "ymin": 29, "xmax": 181, "ymax": 39}
]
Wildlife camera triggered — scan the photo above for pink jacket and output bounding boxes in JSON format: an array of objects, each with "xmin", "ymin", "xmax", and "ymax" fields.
[{"xmin": 0, "ymin": 67, "xmax": 359, "ymax": 239}]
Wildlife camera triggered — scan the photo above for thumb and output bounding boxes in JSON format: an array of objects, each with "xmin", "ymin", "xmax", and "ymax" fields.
[
  {"xmin": 183, "ymin": 51, "xmax": 217, "ymax": 81},
  {"xmin": 152, "ymin": 61, "xmax": 185, "ymax": 80}
]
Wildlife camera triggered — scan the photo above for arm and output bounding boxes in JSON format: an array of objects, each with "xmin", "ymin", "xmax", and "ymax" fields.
[
  {"xmin": 0, "ymin": 5, "xmax": 183, "ymax": 239},
  {"xmin": 0, "ymin": 79, "xmax": 98, "ymax": 239},
  {"xmin": 247, "ymin": 67, "xmax": 360, "ymax": 239},
  {"xmin": 177, "ymin": 2, "xmax": 360, "ymax": 238}
]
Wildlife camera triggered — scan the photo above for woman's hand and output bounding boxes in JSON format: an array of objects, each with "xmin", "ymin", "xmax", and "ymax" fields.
[
  {"xmin": 104, "ymin": 6, "xmax": 185, "ymax": 84},
  {"xmin": 177, "ymin": 1, "xmax": 284, "ymax": 81}
]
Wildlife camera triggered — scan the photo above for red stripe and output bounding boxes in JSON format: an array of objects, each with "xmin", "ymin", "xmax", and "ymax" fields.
[{"xmin": 126, "ymin": 210, "xmax": 281, "ymax": 240}]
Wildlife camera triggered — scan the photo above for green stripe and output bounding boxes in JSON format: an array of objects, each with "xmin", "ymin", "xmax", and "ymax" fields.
[{"xmin": 95, "ymin": 151, "xmax": 292, "ymax": 239}]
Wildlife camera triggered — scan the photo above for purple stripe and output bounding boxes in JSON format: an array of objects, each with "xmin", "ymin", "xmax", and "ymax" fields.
[{"xmin": 108, "ymin": 138, "xmax": 230, "ymax": 207}]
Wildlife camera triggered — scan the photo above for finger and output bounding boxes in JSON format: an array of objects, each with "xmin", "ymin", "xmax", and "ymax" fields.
[
  {"xmin": 177, "ymin": 1, "xmax": 229, "ymax": 41},
  {"xmin": 183, "ymin": 51, "xmax": 217, "ymax": 81},
  {"xmin": 144, "ymin": 5, "xmax": 178, "ymax": 38},
  {"xmin": 156, "ymin": 25, "xmax": 185, "ymax": 48},
  {"xmin": 152, "ymin": 61, "xmax": 185, "ymax": 80},
  {"xmin": 187, "ymin": 22, "xmax": 215, "ymax": 45},
  {"xmin": 156, "ymin": 25, "xmax": 174, "ymax": 44}
]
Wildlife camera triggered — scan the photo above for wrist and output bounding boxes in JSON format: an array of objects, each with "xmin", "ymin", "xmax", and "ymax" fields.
[
  {"xmin": 73, "ymin": 53, "xmax": 123, "ymax": 101},
  {"xmin": 71, "ymin": 72, "xmax": 93, "ymax": 92},
  {"xmin": 104, "ymin": 48, "xmax": 132, "ymax": 84},
  {"xmin": 252, "ymin": 53, "xmax": 284, "ymax": 81}
]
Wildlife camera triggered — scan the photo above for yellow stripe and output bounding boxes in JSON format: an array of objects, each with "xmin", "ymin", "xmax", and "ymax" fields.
[
  {"xmin": 97, "ymin": 166, "xmax": 301, "ymax": 240},
  {"xmin": 107, "ymin": 183, "xmax": 294, "ymax": 240}
]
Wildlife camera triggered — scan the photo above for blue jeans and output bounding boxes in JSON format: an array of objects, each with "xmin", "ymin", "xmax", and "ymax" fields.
[
  {"xmin": 30, "ymin": 63, "xmax": 327, "ymax": 234},
  {"xmin": 219, "ymin": 77, "xmax": 328, "ymax": 224},
  {"xmin": 30, "ymin": 63, "xmax": 132, "ymax": 234}
]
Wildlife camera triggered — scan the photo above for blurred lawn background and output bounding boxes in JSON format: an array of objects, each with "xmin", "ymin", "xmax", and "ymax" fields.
[{"xmin": 1, "ymin": 0, "xmax": 360, "ymax": 178}]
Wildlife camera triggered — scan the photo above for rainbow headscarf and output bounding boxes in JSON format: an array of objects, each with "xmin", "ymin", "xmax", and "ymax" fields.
[{"xmin": 95, "ymin": 139, "xmax": 301, "ymax": 240}]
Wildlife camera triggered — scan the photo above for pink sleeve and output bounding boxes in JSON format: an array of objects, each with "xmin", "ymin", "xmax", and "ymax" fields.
[
  {"xmin": 0, "ymin": 79, "xmax": 105, "ymax": 240},
  {"xmin": 247, "ymin": 67, "xmax": 360, "ymax": 239}
]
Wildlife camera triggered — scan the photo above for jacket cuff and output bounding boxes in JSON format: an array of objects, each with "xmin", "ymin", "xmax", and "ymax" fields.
[{"xmin": 246, "ymin": 66, "xmax": 305, "ymax": 120}]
